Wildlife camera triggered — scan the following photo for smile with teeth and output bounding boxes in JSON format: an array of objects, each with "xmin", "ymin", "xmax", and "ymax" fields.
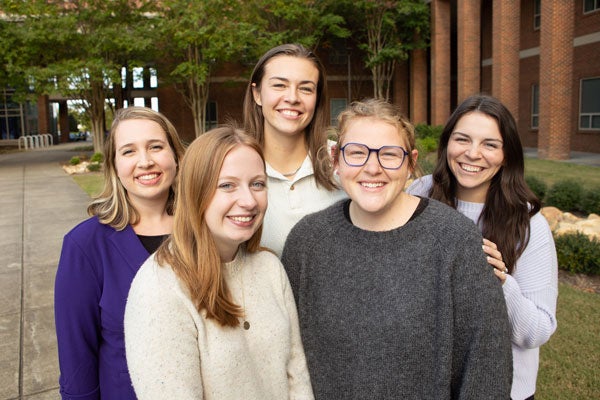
[
  {"xmin": 361, "ymin": 182, "xmax": 384, "ymax": 188},
  {"xmin": 280, "ymin": 109, "xmax": 300, "ymax": 117},
  {"xmin": 230, "ymin": 216, "xmax": 254, "ymax": 223},
  {"xmin": 459, "ymin": 163, "xmax": 483, "ymax": 173},
  {"xmin": 137, "ymin": 173, "xmax": 160, "ymax": 181}
]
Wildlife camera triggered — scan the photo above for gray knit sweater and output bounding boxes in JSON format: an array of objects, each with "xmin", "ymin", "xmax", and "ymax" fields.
[{"xmin": 282, "ymin": 198, "xmax": 512, "ymax": 400}]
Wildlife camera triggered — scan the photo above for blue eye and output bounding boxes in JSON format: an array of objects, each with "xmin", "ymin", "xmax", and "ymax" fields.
[{"xmin": 251, "ymin": 181, "xmax": 266, "ymax": 190}]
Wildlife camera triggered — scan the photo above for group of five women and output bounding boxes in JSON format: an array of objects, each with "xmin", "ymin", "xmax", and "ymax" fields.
[{"xmin": 55, "ymin": 43, "xmax": 558, "ymax": 400}]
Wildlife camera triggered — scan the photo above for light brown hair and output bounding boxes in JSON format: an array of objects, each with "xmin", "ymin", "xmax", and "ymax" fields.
[
  {"xmin": 333, "ymin": 98, "xmax": 419, "ymax": 174},
  {"xmin": 156, "ymin": 126, "xmax": 265, "ymax": 327},
  {"xmin": 242, "ymin": 43, "xmax": 337, "ymax": 190}
]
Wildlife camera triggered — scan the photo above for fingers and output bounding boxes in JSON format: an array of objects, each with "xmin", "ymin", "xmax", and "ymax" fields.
[
  {"xmin": 493, "ymin": 267, "xmax": 508, "ymax": 284},
  {"xmin": 483, "ymin": 238, "xmax": 508, "ymax": 285}
]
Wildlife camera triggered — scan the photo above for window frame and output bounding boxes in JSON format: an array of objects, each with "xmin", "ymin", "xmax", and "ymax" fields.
[
  {"xmin": 531, "ymin": 84, "xmax": 540, "ymax": 129},
  {"xmin": 584, "ymin": 0, "xmax": 600, "ymax": 14},
  {"xmin": 579, "ymin": 77, "xmax": 600, "ymax": 131}
]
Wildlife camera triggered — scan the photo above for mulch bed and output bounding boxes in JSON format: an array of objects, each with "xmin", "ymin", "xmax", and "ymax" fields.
[{"xmin": 559, "ymin": 269, "xmax": 600, "ymax": 294}]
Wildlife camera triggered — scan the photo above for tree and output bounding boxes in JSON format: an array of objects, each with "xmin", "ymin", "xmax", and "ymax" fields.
[
  {"xmin": 333, "ymin": 0, "xmax": 429, "ymax": 100},
  {"xmin": 251, "ymin": 0, "xmax": 349, "ymax": 52},
  {"xmin": 1, "ymin": 0, "xmax": 156, "ymax": 152},
  {"xmin": 153, "ymin": 0, "xmax": 261, "ymax": 137}
]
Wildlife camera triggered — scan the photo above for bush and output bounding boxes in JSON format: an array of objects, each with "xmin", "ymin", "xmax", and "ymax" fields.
[
  {"xmin": 414, "ymin": 123, "xmax": 443, "ymax": 140},
  {"xmin": 545, "ymin": 179, "xmax": 584, "ymax": 212},
  {"xmin": 87, "ymin": 162, "xmax": 101, "ymax": 172},
  {"xmin": 69, "ymin": 156, "xmax": 81, "ymax": 165},
  {"xmin": 90, "ymin": 152, "xmax": 104, "ymax": 163},
  {"xmin": 525, "ymin": 175, "xmax": 548, "ymax": 203},
  {"xmin": 580, "ymin": 187, "xmax": 600, "ymax": 215},
  {"xmin": 416, "ymin": 137, "xmax": 438, "ymax": 154},
  {"xmin": 554, "ymin": 232, "xmax": 600, "ymax": 275}
]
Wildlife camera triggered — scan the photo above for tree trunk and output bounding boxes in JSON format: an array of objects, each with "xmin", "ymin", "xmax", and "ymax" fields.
[{"xmin": 90, "ymin": 80, "xmax": 106, "ymax": 153}]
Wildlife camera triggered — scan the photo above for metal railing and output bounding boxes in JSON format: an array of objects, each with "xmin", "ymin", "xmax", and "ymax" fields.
[{"xmin": 18, "ymin": 134, "xmax": 53, "ymax": 150}]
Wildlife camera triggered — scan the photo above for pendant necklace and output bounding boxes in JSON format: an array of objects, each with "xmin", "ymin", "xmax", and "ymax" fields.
[{"xmin": 236, "ymin": 265, "xmax": 250, "ymax": 330}]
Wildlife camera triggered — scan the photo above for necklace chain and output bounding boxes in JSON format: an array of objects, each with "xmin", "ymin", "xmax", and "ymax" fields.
[
  {"xmin": 282, "ymin": 164, "xmax": 302, "ymax": 177},
  {"xmin": 235, "ymin": 263, "xmax": 250, "ymax": 330}
]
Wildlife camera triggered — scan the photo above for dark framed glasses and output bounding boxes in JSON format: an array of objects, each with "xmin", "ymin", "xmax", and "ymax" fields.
[{"xmin": 340, "ymin": 142, "xmax": 409, "ymax": 170}]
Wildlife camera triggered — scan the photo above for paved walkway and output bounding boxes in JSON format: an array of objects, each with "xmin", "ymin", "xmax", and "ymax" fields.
[
  {"xmin": 0, "ymin": 142, "xmax": 92, "ymax": 400},
  {"xmin": 0, "ymin": 141, "xmax": 597, "ymax": 400}
]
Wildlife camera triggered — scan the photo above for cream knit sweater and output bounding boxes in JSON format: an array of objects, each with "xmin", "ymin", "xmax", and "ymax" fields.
[{"xmin": 124, "ymin": 249, "xmax": 314, "ymax": 400}]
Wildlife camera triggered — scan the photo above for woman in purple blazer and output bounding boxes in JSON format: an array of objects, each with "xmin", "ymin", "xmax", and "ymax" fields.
[{"xmin": 54, "ymin": 107, "xmax": 185, "ymax": 399}]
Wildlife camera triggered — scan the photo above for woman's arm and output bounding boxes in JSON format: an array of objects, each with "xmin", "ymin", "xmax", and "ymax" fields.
[
  {"xmin": 54, "ymin": 234, "xmax": 102, "ymax": 400},
  {"xmin": 502, "ymin": 213, "xmax": 558, "ymax": 348},
  {"xmin": 124, "ymin": 260, "xmax": 203, "ymax": 399}
]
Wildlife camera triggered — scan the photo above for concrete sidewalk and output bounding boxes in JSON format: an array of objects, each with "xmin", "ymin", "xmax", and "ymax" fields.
[{"xmin": 0, "ymin": 142, "xmax": 92, "ymax": 400}]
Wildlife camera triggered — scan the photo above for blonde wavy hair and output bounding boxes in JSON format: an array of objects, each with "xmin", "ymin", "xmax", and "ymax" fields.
[{"xmin": 88, "ymin": 107, "xmax": 186, "ymax": 230}]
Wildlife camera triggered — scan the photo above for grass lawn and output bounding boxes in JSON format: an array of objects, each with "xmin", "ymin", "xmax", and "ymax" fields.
[
  {"xmin": 72, "ymin": 172, "xmax": 104, "ymax": 197},
  {"xmin": 537, "ymin": 283, "xmax": 600, "ymax": 399},
  {"xmin": 524, "ymin": 158, "xmax": 600, "ymax": 188}
]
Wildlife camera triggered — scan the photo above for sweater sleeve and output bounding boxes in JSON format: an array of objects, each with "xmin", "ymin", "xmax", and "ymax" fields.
[
  {"xmin": 278, "ymin": 261, "xmax": 314, "ymax": 400},
  {"xmin": 502, "ymin": 213, "xmax": 558, "ymax": 348},
  {"xmin": 124, "ymin": 259, "xmax": 203, "ymax": 400},
  {"xmin": 54, "ymin": 232, "xmax": 102, "ymax": 400},
  {"xmin": 450, "ymin": 228, "xmax": 513, "ymax": 399}
]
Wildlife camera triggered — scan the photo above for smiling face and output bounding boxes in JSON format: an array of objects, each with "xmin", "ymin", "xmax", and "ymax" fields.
[
  {"xmin": 252, "ymin": 55, "xmax": 319, "ymax": 140},
  {"xmin": 205, "ymin": 145, "xmax": 268, "ymax": 262},
  {"xmin": 336, "ymin": 117, "xmax": 417, "ymax": 225},
  {"xmin": 114, "ymin": 119, "xmax": 178, "ymax": 210},
  {"xmin": 446, "ymin": 111, "xmax": 505, "ymax": 202}
]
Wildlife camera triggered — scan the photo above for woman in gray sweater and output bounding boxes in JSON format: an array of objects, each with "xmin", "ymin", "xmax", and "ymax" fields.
[{"xmin": 282, "ymin": 99, "xmax": 512, "ymax": 399}]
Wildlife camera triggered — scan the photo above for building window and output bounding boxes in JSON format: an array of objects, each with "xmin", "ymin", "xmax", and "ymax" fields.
[
  {"xmin": 579, "ymin": 78, "xmax": 600, "ymax": 130},
  {"xmin": 531, "ymin": 84, "xmax": 539, "ymax": 129},
  {"xmin": 330, "ymin": 99, "xmax": 347, "ymax": 126},
  {"xmin": 584, "ymin": 0, "xmax": 600, "ymax": 13},
  {"xmin": 150, "ymin": 68, "xmax": 158, "ymax": 88},
  {"xmin": 205, "ymin": 101, "xmax": 217, "ymax": 131},
  {"xmin": 132, "ymin": 67, "xmax": 145, "ymax": 89},
  {"xmin": 533, "ymin": 0, "xmax": 541, "ymax": 30}
]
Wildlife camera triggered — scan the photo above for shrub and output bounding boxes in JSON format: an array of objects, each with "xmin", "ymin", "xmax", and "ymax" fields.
[
  {"xmin": 545, "ymin": 179, "xmax": 583, "ymax": 212},
  {"xmin": 580, "ymin": 187, "xmax": 600, "ymax": 215},
  {"xmin": 416, "ymin": 137, "xmax": 438, "ymax": 154},
  {"xmin": 415, "ymin": 123, "xmax": 443, "ymax": 140},
  {"xmin": 87, "ymin": 162, "xmax": 101, "ymax": 172},
  {"xmin": 69, "ymin": 156, "xmax": 81, "ymax": 165},
  {"xmin": 525, "ymin": 175, "xmax": 547, "ymax": 203},
  {"xmin": 554, "ymin": 232, "xmax": 600, "ymax": 275},
  {"xmin": 90, "ymin": 152, "xmax": 104, "ymax": 163}
]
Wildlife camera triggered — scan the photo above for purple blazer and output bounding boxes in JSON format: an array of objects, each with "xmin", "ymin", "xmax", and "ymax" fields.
[{"xmin": 55, "ymin": 217, "xmax": 149, "ymax": 399}]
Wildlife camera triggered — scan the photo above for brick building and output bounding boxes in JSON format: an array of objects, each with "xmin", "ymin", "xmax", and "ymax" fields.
[
  {"xmin": 7, "ymin": 1, "xmax": 600, "ymax": 155},
  {"xmin": 422, "ymin": 0, "xmax": 600, "ymax": 156}
]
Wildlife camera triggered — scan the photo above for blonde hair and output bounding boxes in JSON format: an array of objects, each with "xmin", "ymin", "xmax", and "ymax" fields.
[
  {"xmin": 334, "ymin": 98, "xmax": 419, "ymax": 174},
  {"xmin": 156, "ymin": 126, "xmax": 265, "ymax": 327},
  {"xmin": 88, "ymin": 107, "xmax": 186, "ymax": 230}
]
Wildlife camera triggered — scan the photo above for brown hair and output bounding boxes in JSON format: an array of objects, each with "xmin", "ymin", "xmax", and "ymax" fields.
[
  {"xmin": 333, "ymin": 98, "xmax": 419, "ymax": 174},
  {"xmin": 430, "ymin": 94, "xmax": 540, "ymax": 272},
  {"xmin": 242, "ymin": 43, "xmax": 337, "ymax": 190},
  {"xmin": 156, "ymin": 126, "xmax": 265, "ymax": 327},
  {"xmin": 88, "ymin": 107, "xmax": 186, "ymax": 230}
]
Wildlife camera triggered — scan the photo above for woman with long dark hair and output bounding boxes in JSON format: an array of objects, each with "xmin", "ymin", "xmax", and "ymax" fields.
[{"xmin": 408, "ymin": 94, "xmax": 558, "ymax": 400}]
